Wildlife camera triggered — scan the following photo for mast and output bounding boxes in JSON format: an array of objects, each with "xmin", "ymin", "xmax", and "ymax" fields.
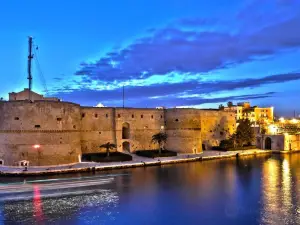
[
  {"xmin": 122, "ymin": 85, "xmax": 125, "ymax": 108},
  {"xmin": 27, "ymin": 36, "xmax": 33, "ymax": 101}
]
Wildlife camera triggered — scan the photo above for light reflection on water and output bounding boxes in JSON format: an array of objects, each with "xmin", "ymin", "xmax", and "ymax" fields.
[
  {"xmin": 1, "ymin": 154, "xmax": 300, "ymax": 225},
  {"xmin": 261, "ymin": 157, "xmax": 300, "ymax": 225}
]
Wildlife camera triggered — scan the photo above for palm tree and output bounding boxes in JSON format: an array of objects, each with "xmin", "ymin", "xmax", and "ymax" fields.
[
  {"xmin": 151, "ymin": 132, "xmax": 168, "ymax": 154},
  {"xmin": 100, "ymin": 142, "xmax": 116, "ymax": 157}
]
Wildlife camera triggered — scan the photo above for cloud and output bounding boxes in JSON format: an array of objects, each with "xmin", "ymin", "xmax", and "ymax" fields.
[
  {"xmin": 52, "ymin": 72, "xmax": 300, "ymax": 107},
  {"xmin": 74, "ymin": 6, "xmax": 300, "ymax": 83}
]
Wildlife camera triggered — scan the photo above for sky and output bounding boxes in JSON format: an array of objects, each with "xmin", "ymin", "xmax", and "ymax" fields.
[{"xmin": 1, "ymin": 0, "xmax": 300, "ymax": 116}]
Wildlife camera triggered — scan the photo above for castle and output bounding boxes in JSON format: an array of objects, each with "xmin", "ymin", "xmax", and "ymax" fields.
[{"xmin": 0, "ymin": 90, "xmax": 236, "ymax": 166}]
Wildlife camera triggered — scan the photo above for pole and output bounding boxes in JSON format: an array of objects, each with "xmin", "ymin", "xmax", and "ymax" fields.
[
  {"xmin": 28, "ymin": 36, "xmax": 33, "ymax": 101},
  {"xmin": 122, "ymin": 85, "xmax": 125, "ymax": 108}
]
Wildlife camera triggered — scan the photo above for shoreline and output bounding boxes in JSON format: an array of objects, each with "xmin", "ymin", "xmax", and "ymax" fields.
[{"xmin": 0, "ymin": 149, "xmax": 288, "ymax": 177}]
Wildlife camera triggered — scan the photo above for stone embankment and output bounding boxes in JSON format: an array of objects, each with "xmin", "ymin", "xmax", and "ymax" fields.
[{"xmin": 0, "ymin": 149, "xmax": 275, "ymax": 176}]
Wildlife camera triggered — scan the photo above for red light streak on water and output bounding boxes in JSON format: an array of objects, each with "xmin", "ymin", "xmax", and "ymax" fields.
[{"xmin": 33, "ymin": 185, "xmax": 44, "ymax": 223}]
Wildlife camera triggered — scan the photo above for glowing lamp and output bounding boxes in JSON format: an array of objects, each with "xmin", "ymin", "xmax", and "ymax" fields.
[
  {"xmin": 279, "ymin": 117, "xmax": 285, "ymax": 123},
  {"xmin": 33, "ymin": 144, "xmax": 41, "ymax": 149},
  {"xmin": 291, "ymin": 118, "xmax": 297, "ymax": 124}
]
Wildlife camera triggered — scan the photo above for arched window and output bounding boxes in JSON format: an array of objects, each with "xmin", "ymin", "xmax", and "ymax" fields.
[{"xmin": 122, "ymin": 122, "xmax": 130, "ymax": 139}]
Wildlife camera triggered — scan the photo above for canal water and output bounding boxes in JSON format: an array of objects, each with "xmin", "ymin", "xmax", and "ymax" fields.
[{"xmin": 0, "ymin": 154, "xmax": 300, "ymax": 225}]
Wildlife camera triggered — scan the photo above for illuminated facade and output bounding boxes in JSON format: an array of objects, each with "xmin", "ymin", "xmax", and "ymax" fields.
[
  {"xmin": 258, "ymin": 134, "xmax": 300, "ymax": 151},
  {"xmin": 223, "ymin": 102, "xmax": 274, "ymax": 125},
  {"xmin": 0, "ymin": 90, "xmax": 236, "ymax": 166}
]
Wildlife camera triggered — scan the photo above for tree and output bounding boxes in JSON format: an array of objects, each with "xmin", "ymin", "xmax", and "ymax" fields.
[
  {"xmin": 219, "ymin": 104, "xmax": 225, "ymax": 110},
  {"xmin": 151, "ymin": 132, "xmax": 168, "ymax": 154},
  {"xmin": 227, "ymin": 101, "xmax": 233, "ymax": 108},
  {"xmin": 100, "ymin": 142, "xmax": 116, "ymax": 157},
  {"xmin": 234, "ymin": 119, "xmax": 255, "ymax": 147}
]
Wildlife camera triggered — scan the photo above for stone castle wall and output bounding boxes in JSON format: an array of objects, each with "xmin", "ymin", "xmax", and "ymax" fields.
[
  {"xmin": 164, "ymin": 109, "xmax": 202, "ymax": 154},
  {"xmin": 0, "ymin": 101, "xmax": 236, "ymax": 166},
  {"xmin": 0, "ymin": 101, "xmax": 81, "ymax": 166},
  {"xmin": 199, "ymin": 110, "xmax": 236, "ymax": 149}
]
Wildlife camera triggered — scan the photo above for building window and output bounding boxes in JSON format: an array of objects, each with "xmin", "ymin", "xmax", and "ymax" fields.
[
  {"xmin": 151, "ymin": 115, "xmax": 154, "ymax": 119},
  {"xmin": 175, "ymin": 119, "xmax": 179, "ymax": 122},
  {"xmin": 122, "ymin": 122, "xmax": 130, "ymax": 139},
  {"xmin": 141, "ymin": 115, "xmax": 143, "ymax": 118},
  {"xmin": 0, "ymin": 159, "xmax": 3, "ymax": 165},
  {"xmin": 73, "ymin": 125, "xmax": 76, "ymax": 129},
  {"xmin": 106, "ymin": 114, "xmax": 108, "ymax": 118},
  {"xmin": 161, "ymin": 115, "xmax": 163, "ymax": 119},
  {"xmin": 57, "ymin": 118, "xmax": 62, "ymax": 121},
  {"xmin": 35, "ymin": 125, "xmax": 41, "ymax": 128},
  {"xmin": 118, "ymin": 114, "xmax": 121, "ymax": 118},
  {"xmin": 14, "ymin": 117, "xmax": 19, "ymax": 120},
  {"xmin": 132, "ymin": 114, "xmax": 134, "ymax": 118},
  {"xmin": 82, "ymin": 113, "xmax": 85, "ymax": 118},
  {"xmin": 95, "ymin": 113, "xmax": 98, "ymax": 118}
]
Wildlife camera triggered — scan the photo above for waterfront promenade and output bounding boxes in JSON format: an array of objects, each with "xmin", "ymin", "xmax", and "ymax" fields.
[{"xmin": 0, "ymin": 149, "xmax": 274, "ymax": 176}]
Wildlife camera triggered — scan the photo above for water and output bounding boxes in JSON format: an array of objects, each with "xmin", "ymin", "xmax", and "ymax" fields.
[{"xmin": 0, "ymin": 154, "xmax": 300, "ymax": 225}]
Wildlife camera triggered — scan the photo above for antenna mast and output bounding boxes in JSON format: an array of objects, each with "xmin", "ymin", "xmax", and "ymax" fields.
[
  {"xmin": 27, "ymin": 36, "xmax": 33, "ymax": 101},
  {"xmin": 122, "ymin": 85, "xmax": 125, "ymax": 108}
]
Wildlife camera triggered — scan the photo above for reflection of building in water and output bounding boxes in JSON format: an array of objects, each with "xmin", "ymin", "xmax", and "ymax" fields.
[
  {"xmin": 261, "ymin": 157, "xmax": 299, "ymax": 224},
  {"xmin": 261, "ymin": 159, "xmax": 282, "ymax": 224}
]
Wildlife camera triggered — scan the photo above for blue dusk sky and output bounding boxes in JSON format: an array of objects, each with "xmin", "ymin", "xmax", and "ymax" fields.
[{"xmin": 1, "ymin": 0, "xmax": 300, "ymax": 116}]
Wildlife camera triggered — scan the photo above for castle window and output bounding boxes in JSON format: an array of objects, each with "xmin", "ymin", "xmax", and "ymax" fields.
[
  {"xmin": 118, "ymin": 114, "xmax": 121, "ymax": 118},
  {"xmin": 35, "ymin": 125, "xmax": 41, "ymax": 128},
  {"xmin": 210, "ymin": 130, "xmax": 212, "ymax": 132},
  {"xmin": 141, "ymin": 115, "xmax": 143, "ymax": 118},
  {"xmin": 95, "ymin": 113, "xmax": 98, "ymax": 118},
  {"xmin": 14, "ymin": 117, "xmax": 19, "ymax": 120},
  {"xmin": 82, "ymin": 113, "xmax": 85, "ymax": 118},
  {"xmin": 0, "ymin": 159, "xmax": 3, "ymax": 165},
  {"xmin": 73, "ymin": 125, "xmax": 76, "ymax": 129},
  {"xmin": 175, "ymin": 119, "xmax": 179, "ymax": 122},
  {"xmin": 220, "ymin": 131, "xmax": 224, "ymax": 136},
  {"xmin": 57, "ymin": 118, "xmax": 62, "ymax": 121},
  {"xmin": 106, "ymin": 114, "xmax": 108, "ymax": 118},
  {"xmin": 151, "ymin": 115, "xmax": 154, "ymax": 119},
  {"xmin": 132, "ymin": 114, "xmax": 134, "ymax": 118},
  {"xmin": 161, "ymin": 115, "xmax": 163, "ymax": 119},
  {"xmin": 99, "ymin": 132, "xmax": 102, "ymax": 134}
]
